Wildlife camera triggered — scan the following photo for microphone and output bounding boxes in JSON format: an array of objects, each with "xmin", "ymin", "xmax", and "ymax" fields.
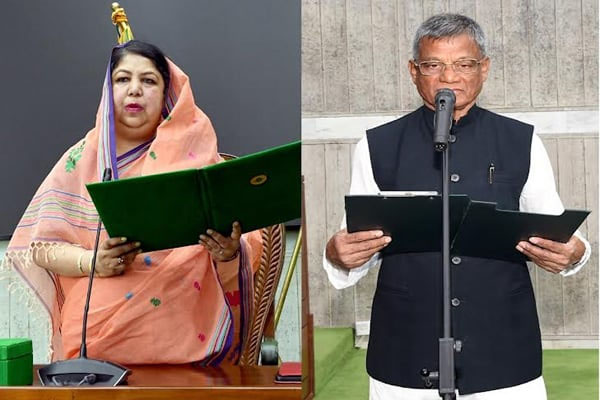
[
  {"xmin": 433, "ymin": 89, "xmax": 456, "ymax": 152},
  {"xmin": 38, "ymin": 167, "xmax": 130, "ymax": 387},
  {"xmin": 80, "ymin": 167, "xmax": 112, "ymax": 358}
]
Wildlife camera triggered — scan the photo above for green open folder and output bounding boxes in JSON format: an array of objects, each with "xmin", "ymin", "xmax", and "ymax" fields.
[{"xmin": 86, "ymin": 141, "xmax": 300, "ymax": 251}]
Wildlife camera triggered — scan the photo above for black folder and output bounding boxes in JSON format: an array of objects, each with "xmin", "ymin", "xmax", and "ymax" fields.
[
  {"xmin": 345, "ymin": 194, "xmax": 470, "ymax": 254},
  {"xmin": 452, "ymin": 200, "xmax": 589, "ymax": 262},
  {"xmin": 345, "ymin": 194, "xmax": 589, "ymax": 262}
]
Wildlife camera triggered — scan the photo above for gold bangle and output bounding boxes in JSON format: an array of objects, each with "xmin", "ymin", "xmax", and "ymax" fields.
[{"xmin": 77, "ymin": 252, "xmax": 87, "ymax": 275}]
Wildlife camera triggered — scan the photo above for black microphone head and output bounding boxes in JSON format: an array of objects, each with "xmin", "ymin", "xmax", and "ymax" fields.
[
  {"xmin": 102, "ymin": 168, "xmax": 112, "ymax": 182},
  {"xmin": 433, "ymin": 89, "xmax": 456, "ymax": 151},
  {"xmin": 435, "ymin": 88, "xmax": 456, "ymax": 109}
]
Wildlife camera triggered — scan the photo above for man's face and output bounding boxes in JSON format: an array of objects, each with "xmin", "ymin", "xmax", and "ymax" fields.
[{"xmin": 409, "ymin": 34, "xmax": 489, "ymax": 115}]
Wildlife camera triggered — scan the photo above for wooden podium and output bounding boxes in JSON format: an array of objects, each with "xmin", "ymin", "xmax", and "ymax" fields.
[{"xmin": 0, "ymin": 364, "xmax": 300, "ymax": 400}]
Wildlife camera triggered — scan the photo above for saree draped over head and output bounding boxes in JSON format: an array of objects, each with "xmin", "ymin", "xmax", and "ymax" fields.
[{"xmin": 1, "ymin": 49, "xmax": 262, "ymax": 365}]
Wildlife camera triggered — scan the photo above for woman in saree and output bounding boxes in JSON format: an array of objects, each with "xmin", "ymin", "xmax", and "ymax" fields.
[{"xmin": 2, "ymin": 40, "xmax": 261, "ymax": 365}]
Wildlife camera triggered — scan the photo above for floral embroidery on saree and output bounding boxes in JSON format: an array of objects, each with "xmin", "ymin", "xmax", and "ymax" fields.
[
  {"xmin": 150, "ymin": 297, "xmax": 161, "ymax": 307},
  {"xmin": 65, "ymin": 140, "xmax": 86, "ymax": 173}
]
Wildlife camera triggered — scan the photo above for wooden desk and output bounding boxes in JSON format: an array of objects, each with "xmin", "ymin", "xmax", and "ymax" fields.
[{"xmin": 0, "ymin": 364, "xmax": 301, "ymax": 400}]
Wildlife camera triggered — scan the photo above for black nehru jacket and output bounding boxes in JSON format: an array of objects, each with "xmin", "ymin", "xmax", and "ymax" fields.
[{"xmin": 365, "ymin": 105, "xmax": 539, "ymax": 394}]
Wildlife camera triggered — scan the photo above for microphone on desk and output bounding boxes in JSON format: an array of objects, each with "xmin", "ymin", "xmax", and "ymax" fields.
[
  {"xmin": 433, "ymin": 88, "xmax": 456, "ymax": 152},
  {"xmin": 38, "ymin": 168, "xmax": 130, "ymax": 387}
]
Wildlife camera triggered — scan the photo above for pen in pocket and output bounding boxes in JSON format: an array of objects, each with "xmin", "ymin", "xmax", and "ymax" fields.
[{"xmin": 488, "ymin": 163, "xmax": 495, "ymax": 184}]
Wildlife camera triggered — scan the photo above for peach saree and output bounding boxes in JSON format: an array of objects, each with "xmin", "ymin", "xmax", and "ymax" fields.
[{"xmin": 2, "ymin": 46, "xmax": 261, "ymax": 366}]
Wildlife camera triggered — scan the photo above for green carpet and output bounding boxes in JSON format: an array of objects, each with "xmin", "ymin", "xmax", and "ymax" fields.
[
  {"xmin": 316, "ymin": 347, "xmax": 368, "ymax": 400},
  {"xmin": 543, "ymin": 349, "xmax": 599, "ymax": 400},
  {"xmin": 314, "ymin": 328, "xmax": 599, "ymax": 399},
  {"xmin": 314, "ymin": 327, "xmax": 355, "ymax": 394}
]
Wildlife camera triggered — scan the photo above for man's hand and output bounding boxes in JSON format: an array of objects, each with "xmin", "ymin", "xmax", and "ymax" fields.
[
  {"xmin": 326, "ymin": 229, "xmax": 391, "ymax": 269},
  {"xmin": 516, "ymin": 235, "xmax": 585, "ymax": 274}
]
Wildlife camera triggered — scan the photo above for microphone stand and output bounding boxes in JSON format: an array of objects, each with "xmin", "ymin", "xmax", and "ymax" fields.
[
  {"xmin": 38, "ymin": 168, "xmax": 130, "ymax": 387},
  {"xmin": 420, "ymin": 90, "xmax": 457, "ymax": 400},
  {"xmin": 436, "ymin": 138, "xmax": 456, "ymax": 400}
]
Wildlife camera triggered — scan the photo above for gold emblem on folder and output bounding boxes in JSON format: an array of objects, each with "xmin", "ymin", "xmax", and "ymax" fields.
[{"xmin": 250, "ymin": 174, "xmax": 268, "ymax": 186}]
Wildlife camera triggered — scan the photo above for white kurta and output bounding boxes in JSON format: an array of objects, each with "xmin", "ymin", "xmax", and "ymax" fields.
[{"xmin": 323, "ymin": 131, "xmax": 591, "ymax": 400}]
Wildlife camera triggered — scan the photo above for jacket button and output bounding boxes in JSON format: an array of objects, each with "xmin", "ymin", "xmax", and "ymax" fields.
[
  {"xmin": 451, "ymin": 256, "xmax": 462, "ymax": 265},
  {"xmin": 451, "ymin": 174, "xmax": 460, "ymax": 182},
  {"xmin": 449, "ymin": 134, "xmax": 457, "ymax": 143},
  {"xmin": 451, "ymin": 298, "xmax": 461, "ymax": 307}
]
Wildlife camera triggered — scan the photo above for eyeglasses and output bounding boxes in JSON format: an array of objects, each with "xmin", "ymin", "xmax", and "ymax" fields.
[{"xmin": 412, "ymin": 58, "xmax": 485, "ymax": 76}]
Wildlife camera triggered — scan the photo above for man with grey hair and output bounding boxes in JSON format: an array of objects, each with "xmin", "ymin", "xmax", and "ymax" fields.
[{"xmin": 324, "ymin": 13, "xmax": 590, "ymax": 400}]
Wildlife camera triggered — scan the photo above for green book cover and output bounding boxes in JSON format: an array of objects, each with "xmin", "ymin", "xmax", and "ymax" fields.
[{"xmin": 86, "ymin": 141, "xmax": 300, "ymax": 251}]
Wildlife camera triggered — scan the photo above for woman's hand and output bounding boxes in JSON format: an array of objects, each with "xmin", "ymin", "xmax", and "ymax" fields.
[
  {"xmin": 199, "ymin": 221, "xmax": 241, "ymax": 262},
  {"xmin": 93, "ymin": 237, "xmax": 142, "ymax": 277}
]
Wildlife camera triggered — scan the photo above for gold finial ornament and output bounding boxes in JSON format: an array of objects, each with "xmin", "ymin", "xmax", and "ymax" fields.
[{"xmin": 111, "ymin": 2, "xmax": 134, "ymax": 44}]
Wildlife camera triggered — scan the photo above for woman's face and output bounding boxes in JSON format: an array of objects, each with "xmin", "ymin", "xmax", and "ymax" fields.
[{"xmin": 111, "ymin": 53, "xmax": 165, "ymax": 145}]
